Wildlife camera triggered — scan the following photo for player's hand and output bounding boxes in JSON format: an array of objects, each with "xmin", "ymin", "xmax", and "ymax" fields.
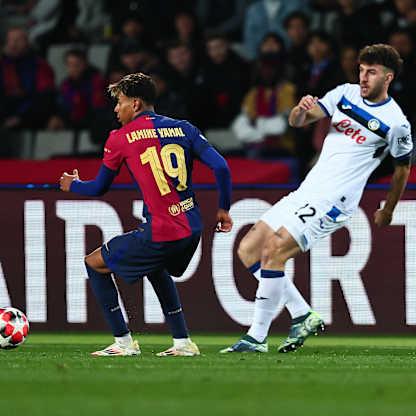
[
  {"xmin": 374, "ymin": 208, "xmax": 393, "ymax": 227},
  {"xmin": 215, "ymin": 209, "xmax": 233, "ymax": 233},
  {"xmin": 59, "ymin": 169, "xmax": 79, "ymax": 192},
  {"xmin": 297, "ymin": 95, "xmax": 318, "ymax": 113}
]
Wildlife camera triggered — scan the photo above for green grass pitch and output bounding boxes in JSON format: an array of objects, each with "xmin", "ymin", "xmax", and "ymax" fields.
[{"xmin": 1, "ymin": 333, "xmax": 416, "ymax": 416}]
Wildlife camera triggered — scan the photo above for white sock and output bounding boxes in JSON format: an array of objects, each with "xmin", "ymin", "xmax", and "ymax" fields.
[
  {"xmin": 115, "ymin": 332, "xmax": 133, "ymax": 346},
  {"xmin": 284, "ymin": 277, "xmax": 310, "ymax": 319},
  {"xmin": 249, "ymin": 262, "xmax": 310, "ymax": 319},
  {"xmin": 173, "ymin": 337, "xmax": 191, "ymax": 349},
  {"xmin": 247, "ymin": 271, "xmax": 285, "ymax": 342}
]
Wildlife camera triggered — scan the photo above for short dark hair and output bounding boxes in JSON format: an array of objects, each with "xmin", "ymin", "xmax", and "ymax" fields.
[
  {"xmin": 64, "ymin": 48, "xmax": 87, "ymax": 62},
  {"xmin": 108, "ymin": 72, "xmax": 157, "ymax": 104},
  {"xmin": 165, "ymin": 40, "xmax": 190, "ymax": 53},
  {"xmin": 308, "ymin": 30, "xmax": 336, "ymax": 52},
  {"xmin": 204, "ymin": 32, "xmax": 228, "ymax": 43},
  {"xmin": 358, "ymin": 44, "xmax": 403, "ymax": 75},
  {"xmin": 283, "ymin": 11, "xmax": 310, "ymax": 29}
]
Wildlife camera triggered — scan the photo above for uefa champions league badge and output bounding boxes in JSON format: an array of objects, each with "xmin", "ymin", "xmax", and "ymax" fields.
[{"xmin": 368, "ymin": 119, "xmax": 380, "ymax": 131}]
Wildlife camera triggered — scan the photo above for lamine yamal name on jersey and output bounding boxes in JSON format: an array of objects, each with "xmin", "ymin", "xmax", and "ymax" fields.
[{"xmin": 125, "ymin": 127, "xmax": 186, "ymax": 143}]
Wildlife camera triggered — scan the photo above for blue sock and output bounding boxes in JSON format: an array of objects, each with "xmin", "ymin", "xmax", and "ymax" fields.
[
  {"xmin": 85, "ymin": 263, "xmax": 129, "ymax": 337},
  {"xmin": 147, "ymin": 270, "xmax": 189, "ymax": 339}
]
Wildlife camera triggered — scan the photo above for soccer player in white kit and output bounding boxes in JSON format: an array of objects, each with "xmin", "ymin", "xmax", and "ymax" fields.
[{"xmin": 221, "ymin": 44, "xmax": 413, "ymax": 353}]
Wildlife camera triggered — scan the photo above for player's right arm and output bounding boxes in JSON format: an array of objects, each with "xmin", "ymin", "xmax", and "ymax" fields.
[
  {"xmin": 59, "ymin": 130, "xmax": 121, "ymax": 195},
  {"xmin": 288, "ymin": 95, "xmax": 327, "ymax": 127},
  {"xmin": 59, "ymin": 165, "xmax": 117, "ymax": 195}
]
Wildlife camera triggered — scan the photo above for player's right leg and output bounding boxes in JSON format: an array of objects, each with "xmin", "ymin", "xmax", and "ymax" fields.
[
  {"xmin": 222, "ymin": 218, "xmax": 317, "ymax": 353},
  {"xmin": 84, "ymin": 247, "xmax": 140, "ymax": 357}
]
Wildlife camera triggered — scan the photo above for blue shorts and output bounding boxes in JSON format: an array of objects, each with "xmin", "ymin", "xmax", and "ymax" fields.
[{"xmin": 101, "ymin": 228, "xmax": 201, "ymax": 283}]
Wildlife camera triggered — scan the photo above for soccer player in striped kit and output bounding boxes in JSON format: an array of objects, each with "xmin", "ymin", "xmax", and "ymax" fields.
[
  {"xmin": 222, "ymin": 44, "xmax": 413, "ymax": 354},
  {"xmin": 60, "ymin": 73, "xmax": 232, "ymax": 357}
]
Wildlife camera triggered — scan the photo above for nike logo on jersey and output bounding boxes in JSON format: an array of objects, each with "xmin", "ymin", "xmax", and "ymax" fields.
[
  {"xmin": 341, "ymin": 104, "xmax": 352, "ymax": 110},
  {"xmin": 255, "ymin": 296, "xmax": 269, "ymax": 300}
]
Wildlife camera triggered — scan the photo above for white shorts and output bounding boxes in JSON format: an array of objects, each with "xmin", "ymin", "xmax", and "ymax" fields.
[{"xmin": 260, "ymin": 191, "xmax": 350, "ymax": 252}]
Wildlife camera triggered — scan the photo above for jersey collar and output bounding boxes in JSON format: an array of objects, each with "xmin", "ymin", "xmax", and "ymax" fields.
[
  {"xmin": 133, "ymin": 110, "xmax": 156, "ymax": 120},
  {"xmin": 362, "ymin": 96, "xmax": 391, "ymax": 107}
]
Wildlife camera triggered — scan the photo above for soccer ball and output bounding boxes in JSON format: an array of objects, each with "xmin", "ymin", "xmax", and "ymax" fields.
[{"xmin": 0, "ymin": 307, "xmax": 29, "ymax": 348}]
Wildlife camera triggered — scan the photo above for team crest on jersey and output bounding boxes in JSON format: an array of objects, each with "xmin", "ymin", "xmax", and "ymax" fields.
[
  {"xmin": 169, "ymin": 204, "xmax": 181, "ymax": 216},
  {"xmin": 367, "ymin": 119, "xmax": 380, "ymax": 131}
]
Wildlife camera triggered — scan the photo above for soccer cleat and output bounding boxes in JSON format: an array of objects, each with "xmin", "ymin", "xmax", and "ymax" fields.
[
  {"xmin": 156, "ymin": 340, "xmax": 200, "ymax": 357},
  {"xmin": 219, "ymin": 335, "xmax": 268, "ymax": 353},
  {"xmin": 91, "ymin": 340, "xmax": 141, "ymax": 357},
  {"xmin": 277, "ymin": 310, "xmax": 325, "ymax": 353}
]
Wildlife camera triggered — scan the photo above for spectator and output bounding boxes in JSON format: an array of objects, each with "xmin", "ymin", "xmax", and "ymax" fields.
[
  {"xmin": 0, "ymin": 27, "xmax": 55, "ymax": 129},
  {"xmin": 107, "ymin": 16, "xmax": 153, "ymax": 71},
  {"xmin": 117, "ymin": 42, "xmax": 159, "ymax": 75},
  {"xmin": 232, "ymin": 33, "xmax": 296, "ymax": 158},
  {"xmin": 284, "ymin": 11, "xmax": 311, "ymax": 86},
  {"xmin": 388, "ymin": 28, "xmax": 416, "ymax": 129},
  {"xmin": 339, "ymin": 45, "xmax": 359, "ymax": 83},
  {"xmin": 298, "ymin": 30, "xmax": 343, "ymax": 98},
  {"xmin": 308, "ymin": 0, "xmax": 338, "ymax": 33},
  {"xmin": 73, "ymin": 0, "xmax": 110, "ymax": 42},
  {"xmin": 329, "ymin": 0, "xmax": 384, "ymax": 49},
  {"xmin": 383, "ymin": 0, "xmax": 416, "ymax": 39},
  {"xmin": 195, "ymin": 33, "xmax": 250, "ymax": 129},
  {"xmin": 48, "ymin": 49, "xmax": 109, "ymax": 144},
  {"xmin": 196, "ymin": 0, "xmax": 248, "ymax": 41},
  {"xmin": 25, "ymin": 0, "xmax": 62, "ymax": 53},
  {"xmin": 149, "ymin": 68, "xmax": 188, "ymax": 119},
  {"xmin": 296, "ymin": 31, "xmax": 344, "ymax": 174},
  {"xmin": 106, "ymin": 0, "xmax": 194, "ymax": 43},
  {"xmin": 243, "ymin": 0, "xmax": 310, "ymax": 59},
  {"xmin": 164, "ymin": 41, "xmax": 200, "ymax": 122},
  {"xmin": 169, "ymin": 11, "xmax": 202, "ymax": 55},
  {"xmin": 0, "ymin": 1, "xmax": 62, "ymax": 51}
]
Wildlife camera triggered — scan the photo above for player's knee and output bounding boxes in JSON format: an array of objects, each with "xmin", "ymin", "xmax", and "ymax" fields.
[
  {"xmin": 237, "ymin": 238, "xmax": 249, "ymax": 261},
  {"xmin": 237, "ymin": 237, "xmax": 256, "ymax": 266},
  {"xmin": 84, "ymin": 254, "xmax": 93, "ymax": 268},
  {"xmin": 84, "ymin": 253, "xmax": 104, "ymax": 273}
]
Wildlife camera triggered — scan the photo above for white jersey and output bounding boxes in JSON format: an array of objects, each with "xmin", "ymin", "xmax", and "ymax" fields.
[{"xmin": 296, "ymin": 83, "xmax": 413, "ymax": 215}]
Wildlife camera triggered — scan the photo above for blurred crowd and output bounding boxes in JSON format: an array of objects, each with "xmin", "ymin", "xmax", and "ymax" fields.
[{"xmin": 1, "ymin": 0, "xmax": 416, "ymax": 175}]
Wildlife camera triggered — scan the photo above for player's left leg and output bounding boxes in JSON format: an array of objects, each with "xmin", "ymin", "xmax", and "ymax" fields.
[
  {"xmin": 147, "ymin": 270, "xmax": 200, "ymax": 357},
  {"xmin": 238, "ymin": 221, "xmax": 311, "ymax": 322},
  {"xmin": 85, "ymin": 247, "xmax": 140, "ymax": 357},
  {"xmin": 221, "ymin": 227, "xmax": 301, "ymax": 353}
]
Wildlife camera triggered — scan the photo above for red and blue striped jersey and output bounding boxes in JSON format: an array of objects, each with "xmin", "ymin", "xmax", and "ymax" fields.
[{"xmin": 103, "ymin": 111, "xmax": 211, "ymax": 242}]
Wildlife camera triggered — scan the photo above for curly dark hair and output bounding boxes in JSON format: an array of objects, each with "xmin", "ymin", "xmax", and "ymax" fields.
[
  {"xmin": 358, "ymin": 44, "xmax": 403, "ymax": 75},
  {"xmin": 108, "ymin": 72, "xmax": 156, "ymax": 104}
]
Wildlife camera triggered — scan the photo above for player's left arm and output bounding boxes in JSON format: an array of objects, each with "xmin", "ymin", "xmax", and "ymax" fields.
[
  {"xmin": 374, "ymin": 162, "xmax": 411, "ymax": 227},
  {"xmin": 191, "ymin": 127, "xmax": 233, "ymax": 232},
  {"xmin": 59, "ymin": 165, "xmax": 117, "ymax": 195},
  {"xmin": 374, "ymin": 122, "xmax": 413, "ymax": 227},
  {"xmin": 199, "ymin": 146, "xmax": 233, "ymax": 232}
]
